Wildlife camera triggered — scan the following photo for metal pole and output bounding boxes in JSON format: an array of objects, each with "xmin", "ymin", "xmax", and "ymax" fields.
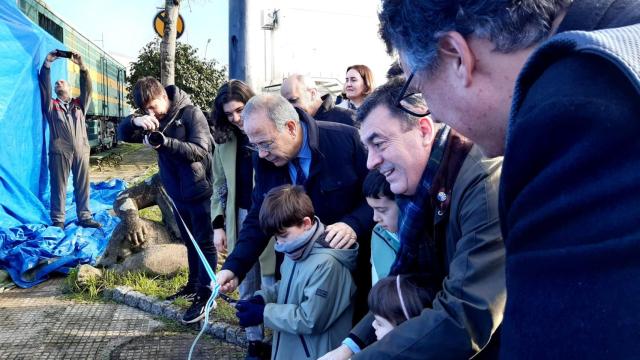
[
  {"xmin": 204, "ymin": 38, "xmax": 211, "ymax": 60},
  {"xmin": 229, "ymin": 0, "xmax": 250, "ymax": 86}
]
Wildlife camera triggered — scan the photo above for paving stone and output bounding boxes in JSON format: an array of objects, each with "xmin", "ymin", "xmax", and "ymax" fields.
[
  {"xmin": 100, "ymin": 288, "xmax": 115, "ymax": 300},
  {"xmin": 163, "ymin": 304, "xmax": 182, "ymax": 321},
  {"xmin": 113, "ymin": 285, "xmax": 131, "ymax": 302},
  {"xmin": 0, "ymin": 278, "xmax": 246, "ymax": 359},
  {"xmin": 137, "ymin": 294, "xmax": 154, "ymax": 312},
  {"xmin": 150, "ymin": 300, "xmax": 165, "ymax": 316},
  {"xmin": 210, "ymin": 321, "xmax": 228, "ymax": 339},
  {"xmin": 226, "ymin": 326, "xmax": 241, "ymax": 345},
  {"xmin": 124, "ymin": 290, "xmax": 141, "ymax": 308}
]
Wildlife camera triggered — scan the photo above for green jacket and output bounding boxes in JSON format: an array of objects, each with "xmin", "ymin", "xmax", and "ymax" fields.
[
  {"xmin": 211, "ymin": 132, "xmax": 275, "ymax": 276},
  {"xmin": 257, "ymin": 228, "xmax": 358, "ymax": 360},
  {"xmin": 352, "ymin": 146, "xmax": 505, "ymax": 359}
]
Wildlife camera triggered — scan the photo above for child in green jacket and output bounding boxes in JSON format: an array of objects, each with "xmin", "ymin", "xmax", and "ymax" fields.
[{"xmin": 235, "ymin": 184, "xmax": 357, "ymax": 359}]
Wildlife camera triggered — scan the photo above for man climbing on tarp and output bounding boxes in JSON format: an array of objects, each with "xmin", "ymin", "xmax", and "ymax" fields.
[{"xmin": 38, "ymin": 50, "xmax": 101, "ymax": 229}]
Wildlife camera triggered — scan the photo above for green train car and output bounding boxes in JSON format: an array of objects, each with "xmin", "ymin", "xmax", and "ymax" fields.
[{"xmin": 17, "ymin": 0, "xmax": 129, "ymax": 152}]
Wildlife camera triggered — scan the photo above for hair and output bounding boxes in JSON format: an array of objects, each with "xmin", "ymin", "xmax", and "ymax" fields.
[
  {"xmin": 355, "ymin": 77, "xmax": 426, "ymax": 130},
  {"xmin": 363, "ymin": 170, "xmax": 395, "ymax": 200},
  {"xmin": 287, "ymin": 74, "xmax": 318, "ymax": 91},
  {"xmin": 211, "ymin": 80, "xmax": 255, "ymax": 143},
  {"xmin": 346, "ymin": 64, "xmax": 375, "ymax": 96},
  {"xmin": 379, "ymin": 0, "xmax": 572, "ymax": 75},
  {"xmin": 243, "ymin": 93, "xmax": 299, "ymax": 131},
  {"xmin": 386, "ymin": 60, "xmax": 405, "ymax": 80},
  {"xmin": 260, "ymin": 185, "xmax": 315, "ymax": 236},
  {"xmin": 132, "ymin": 77, "xmax": 167, "ymax": 109},
  {"xmin": 368, "ymin": 274, "xmax": 436, "ymax": 326}
]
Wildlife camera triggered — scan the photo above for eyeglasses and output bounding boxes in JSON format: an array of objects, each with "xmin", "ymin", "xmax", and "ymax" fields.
[
  {"xmin": 246, "ymin": 140, "xmax": 274, "ymax": 153},
  {"xmin": 395, "ymin": 71, "xmax": 431, "ymax": 118}
]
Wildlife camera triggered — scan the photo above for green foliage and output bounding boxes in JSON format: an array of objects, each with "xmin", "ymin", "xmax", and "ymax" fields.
[{"xmin": 127, "ymin": 40, "xmax": 227, "ymax": 111}]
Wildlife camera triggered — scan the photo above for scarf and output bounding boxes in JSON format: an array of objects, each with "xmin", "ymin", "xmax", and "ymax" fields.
[
  {"xmin": 389, "ymin": 125, "xmax": 473, "ymax": 278},
  {"xmin": 274, "ymin": 218, "xmax": 326, "ymax": 261}
]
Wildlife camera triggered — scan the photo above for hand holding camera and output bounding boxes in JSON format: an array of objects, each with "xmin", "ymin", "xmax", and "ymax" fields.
[{"xmin": 132, "ymin": 115, "xmax": 159, "ymax": 131}]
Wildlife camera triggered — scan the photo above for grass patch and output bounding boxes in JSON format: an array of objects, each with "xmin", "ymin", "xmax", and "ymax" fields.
[
  {"xmin": 129, "ymin": 163, "xmax": 159, "ymax": 187},
  {"xmin": 139, "ymin": 205, "xmax": 162, "ymax": 222},
  {"xmin": 64, "ymin": 265, "xmax": 239, "ymax": 325},
  {"xmin": 114, "ymin": 142, "xmax": 145, "ymax": 155}
]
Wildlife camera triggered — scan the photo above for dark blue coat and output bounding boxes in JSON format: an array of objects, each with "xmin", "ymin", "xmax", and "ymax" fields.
[
  {"xmin": 222, "ymin": 109, "xmax": 373, "ymax": 280},
  {"xmin": 500, "ymin": 0, "xmax": 640, "ymax": 358}
]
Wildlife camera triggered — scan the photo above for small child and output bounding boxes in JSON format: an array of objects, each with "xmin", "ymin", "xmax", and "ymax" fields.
[
  {"xmin": 235, "ymin": 184, "xmax": 357, "ymax": 360},
  {"xmin": 368, "ymin": 274, "xmax": 436, "ymax": 340},
  {"xmin": 363, "ymin": 170, "xmax": 400, "ymax": 284}
]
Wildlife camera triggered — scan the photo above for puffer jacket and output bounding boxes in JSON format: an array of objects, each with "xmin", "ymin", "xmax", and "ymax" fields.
[
  {"xmin": 256, "ymin": 221, "xmax": 357, "ymax": 360},
  {"xmin": 119, "ymin": 86, "xmax": 213, "ymax": 202}
]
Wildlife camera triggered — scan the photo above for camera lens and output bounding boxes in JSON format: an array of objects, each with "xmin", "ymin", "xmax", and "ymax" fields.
[{"xmin": 148, "ymin": 131, "xmax": 164, "ymax": 147}]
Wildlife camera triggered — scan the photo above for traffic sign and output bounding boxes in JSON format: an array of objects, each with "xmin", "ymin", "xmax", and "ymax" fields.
[{"xmin": 153, "ymin": 10, "xmax": 185, "ymax": 39}]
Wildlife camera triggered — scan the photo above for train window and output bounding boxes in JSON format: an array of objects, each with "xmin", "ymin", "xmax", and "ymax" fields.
[{"xmin": 38, "ymin": 13, "xmax": 63, "ymax": 42}]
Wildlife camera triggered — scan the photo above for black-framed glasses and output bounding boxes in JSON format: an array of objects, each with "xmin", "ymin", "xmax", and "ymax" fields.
[
  {"xmin": 246, "ymin": 140, "xmax": 274, "ymax": 153},
  {"xmin": 395, "ymin": 71, "xmax": 431, "ymax": 118}
]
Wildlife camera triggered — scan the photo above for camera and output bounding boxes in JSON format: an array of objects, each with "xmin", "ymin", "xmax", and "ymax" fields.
[
  {"xmin": 146, "ymin": 131, "xmax": 165, "ymax": 147},
  {"xmin": 54, "ymin": 49, "xmax": 73, "ymax": 58}
]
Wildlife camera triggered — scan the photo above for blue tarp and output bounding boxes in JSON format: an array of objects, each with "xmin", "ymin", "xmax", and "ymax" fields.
[{"xmin": 0, "ymin": 0, "xmax": 123, "ymax": 287}]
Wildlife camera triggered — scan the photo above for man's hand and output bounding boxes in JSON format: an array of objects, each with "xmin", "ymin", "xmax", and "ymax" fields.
[
  {"xmin": 44, "ymin": 51, "xmax": 58, "ymax": 68},
  {"xmin": 216, "ymin": 269, "xmax": 239, "ymax": 293},
  {"xmin": 325, "ymin": 222, "xmax": 357, "ymax": 249},
  {"xmin": 318, "ymin": 345, "xmax": 354, "ymax": 360},
  {"xmin": 133, "ymin": 115, "xmax": 159, "ymax": 131},
  {"xmin": 70, "ymin": 52, "xmax": 86, "ymax": 70},
  {"xmin": 214, "ymin": 228, "xmax": 228, "ymax": 253}
]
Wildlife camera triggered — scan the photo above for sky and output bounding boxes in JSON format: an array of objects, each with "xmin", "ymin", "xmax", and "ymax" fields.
[{"xmin": 44, "ymin": 0, "xmax": 229, "ymax": 69}]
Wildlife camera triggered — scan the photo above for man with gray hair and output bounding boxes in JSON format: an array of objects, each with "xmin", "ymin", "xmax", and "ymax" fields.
[
  {"xmin": 379, "ymin": 0, "xmax": 640, "ymax": 358},
  {"xmin": 216, "ymin": 93, "xmax": 374, "ymax": 323},
  {"xmin": 281, "ymin": 74, "xmax": 355, "ymax": 126}
]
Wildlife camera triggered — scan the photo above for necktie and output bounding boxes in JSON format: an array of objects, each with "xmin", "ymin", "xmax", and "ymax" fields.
[{"xmin": 292, "ymin": 158, "xmax": 306, "ymax": 185}]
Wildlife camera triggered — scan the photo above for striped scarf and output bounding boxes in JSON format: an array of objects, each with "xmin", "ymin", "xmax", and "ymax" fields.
[{"xmin": 389, "ymin": 125, "xmax": 474, "ymax": 278}]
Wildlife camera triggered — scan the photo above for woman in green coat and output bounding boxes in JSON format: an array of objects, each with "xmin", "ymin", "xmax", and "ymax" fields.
[{"xmin": 211, "ymin": 80, "xmax": 276, "ymax": 355}]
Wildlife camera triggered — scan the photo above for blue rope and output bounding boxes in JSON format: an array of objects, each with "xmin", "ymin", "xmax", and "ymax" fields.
[{"xmin": 162, "ymin": 189, "xmax": 220, "ymax": 360}]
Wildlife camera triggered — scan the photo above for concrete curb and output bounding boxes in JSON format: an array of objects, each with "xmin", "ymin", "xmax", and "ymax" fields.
[{"xmin": 102, "ymin": 286, "xmax": 248, "ymax": 347}]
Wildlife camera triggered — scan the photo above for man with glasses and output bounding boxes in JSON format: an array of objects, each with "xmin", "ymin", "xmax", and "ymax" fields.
[
  {"xmin": 216, "ymin": 94, "xmax": 374, "ymax": 322},
  {"xmin": 379, "ymin": 0, "xmax": 640, "ymax": 358},
  {"xmin": 321, "ymin": 79, "xmax": 504, "ymax": 360}
]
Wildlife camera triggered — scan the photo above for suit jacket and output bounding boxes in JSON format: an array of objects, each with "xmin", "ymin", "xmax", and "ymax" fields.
[{"xmin": 222, "ymin": 108, "xmax": 373, "ymax": 281}]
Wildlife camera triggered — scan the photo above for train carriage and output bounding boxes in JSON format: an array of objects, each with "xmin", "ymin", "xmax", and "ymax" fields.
[{"xmin": 17, "ymin": 0, "xmax": 129, "ymax": 152}]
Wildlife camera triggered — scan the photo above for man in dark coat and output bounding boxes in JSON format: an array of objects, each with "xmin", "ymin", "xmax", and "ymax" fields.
[
  {"xmin": 216, "ymin": 93, "xmax": 373, "ymax": 322},
  {"xmin": 118, "ymin": 77, "xmax": 216, "ymax": 324},
  {"xmin": 281, "ymin": 74, "xmax": 355, "ymax": 126},
  {"xmin": 378, "ymin": 0, "xmax": 640, "ymax": 357},
  {"xmin": 38, "ymin": 50, "xmax": 100, "ymax": 229}
]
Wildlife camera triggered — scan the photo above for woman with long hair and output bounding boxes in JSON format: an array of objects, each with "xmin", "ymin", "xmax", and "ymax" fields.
[{"xmin": 210, "ymin": 80, "xmax": 275, "ymax": 357}]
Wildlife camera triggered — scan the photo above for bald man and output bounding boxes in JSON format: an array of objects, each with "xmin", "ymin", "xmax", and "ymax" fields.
[
  {"xmin": 38, "ymin": 50, "xmax": 100, "ymax": 229},
  {"xmin": 281, "ymin": 74, "xmax": 355, "ymax": 126}
]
